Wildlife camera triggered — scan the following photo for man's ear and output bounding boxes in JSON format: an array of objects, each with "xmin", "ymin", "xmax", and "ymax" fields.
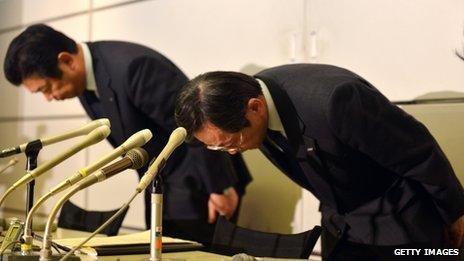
[
  {"xmin": 57, "ymin": 52, "xmax": 75, "ymax": 70},
  {"xmin": 247, "ymin": 97, "xmax": 265, "ymax": 114}
]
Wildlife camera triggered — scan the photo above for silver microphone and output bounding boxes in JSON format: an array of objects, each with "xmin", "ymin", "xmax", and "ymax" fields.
[{"xmin": 0, "ymin": 118, "xmax": 110, "ymax": 158}]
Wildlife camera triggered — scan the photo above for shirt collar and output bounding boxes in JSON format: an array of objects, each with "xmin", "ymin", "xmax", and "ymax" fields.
[
  {"xmin": 257, "ymin": 78, "xmax": 287, "ymax": 137},
  {"xmin": 81, "ymin": 43, "xmax": 99, "ymax": 97}
]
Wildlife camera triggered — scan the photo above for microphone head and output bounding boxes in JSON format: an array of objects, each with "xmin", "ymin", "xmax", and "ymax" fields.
[
  {"xmin": 123, "ymin": 129, "xmax": 153, "ymax": 149},
  {"xmin": 91, "ymin": 125, "xmax": 111, "ymax": 140},
  {"xmin": 80, "ymin": 119, "xmax": 111, "ymax": 135},
  {"xmin": 231, "ymin": 253, "xmax": 256, "ymax": 261},
  {"xmin": 139, "ymin": 129, "xmax": 153, "ymax": 144},
  {"xmin": 126, "ymin": 148, "xmax": 149, "ymax": 170},
  {"xmin": 169, "ymin": 127, "xmax": 187, "ymax": 145},
  {"xmin": 96, "ymin": 118, "xmax": 111, "ymax": 128},
  {"xmin": 135, "ymin": 128, "xmax": 185, "ymax": 192},
  {"xmin": 9, "ymin": 158, "xmax": 18, "ymax": 165}
]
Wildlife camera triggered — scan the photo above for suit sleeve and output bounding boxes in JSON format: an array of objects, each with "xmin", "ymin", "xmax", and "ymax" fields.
[
  {"xmin": 125, "ymin": 56, "xmax": 239, "ymax": 193},
  {"xmin": 326, "ymin": 81, "xmax": 464, "ymax": 225}
]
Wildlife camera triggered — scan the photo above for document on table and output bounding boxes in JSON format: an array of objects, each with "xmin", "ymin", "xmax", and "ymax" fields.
[
  {"xmin": 54, "ymin": 230, "xmax": 194, "ymax": 247},
  {"xmin": 53, "ymin": 230, "xmax": 203, "ymax": 256}
]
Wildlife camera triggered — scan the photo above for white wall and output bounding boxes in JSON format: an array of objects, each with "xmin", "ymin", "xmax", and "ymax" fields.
[
  {"xmin": 307, "ymin": 0, "xmax": 464, "ymax": 100},
  {"xmin": 0, "ymin": 1, "xmax": 463, "ymax": 254}
]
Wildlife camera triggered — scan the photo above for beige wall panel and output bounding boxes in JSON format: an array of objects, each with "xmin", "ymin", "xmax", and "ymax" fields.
[
  {"xmin": 92, "ymin": 0, "xmax": 131, "ymax": 9},
  {"xmin": 90, "ymin": 0, "xmax": 305, "ymax": 77},
  {"xmin": 307, "ymin": 0, "xmax": 464, "ymax": 100},
  {"xmin": 402, "ymin": 103, "xmax": 464, "ymax": 184},
  {"xmin": 0, "ymin": 31, "xmax": 23, "ymax": 118},
  {"xmin": 300, "ymin": 190, "xmax": 321, "ymax": 252},
  {"xmin": 21, "ymin": 0, "xmax": 89, "ymax": 24},
  {"xmin": 238, "ymin": 150, "xmax": 302, "ymax": 234},
  {"xmin": 0, "ymin": 0, "xmax": 22, "ymax": 30}
]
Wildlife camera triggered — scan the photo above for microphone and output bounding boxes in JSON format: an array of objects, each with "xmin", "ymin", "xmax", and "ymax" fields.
[
  {"xmin": 56, "ymin": 129, "xmax": 184, "ymax": 261},
  {"xmin": 232, "ymin": 253, "xmax": 257, "ymax": 261},
  {"xmin": 80, "ymin": 129, "xmax": 152, "ymax": 175},
  {"xmin": 20, "ymin": 129, "xmax": 152, "ymax": 250},
  {"xmin": 136, "ymin": 127, "xmax": 186, "ymax": 192},
  {"xmin": 0, "ymin": 118, "xmax": 110, "ymax": 158},
  {"xmin": 90, "ymin": 147, "xmax": 149, "ymax": 183},
  {"xmin": 0, "ymin": 125, "xmax": 110, "ymax": 208},
  {"xmin": 47, "ymin": 129, "xmax": 153, "ymax": 195},
  {"xmin": 48, "ymin": 129, "xmax": 153, "ymax": 195},
  {"xmin": 55, "ymin": 129, "xmax": 185, "ymax": 261},
  {"xmin": 0, "ymin": 158, "xmax": 18, "ymax": 175},
  {"xmin": 40, "ymin": 148, "xmax": 149, "ymax": 261}
]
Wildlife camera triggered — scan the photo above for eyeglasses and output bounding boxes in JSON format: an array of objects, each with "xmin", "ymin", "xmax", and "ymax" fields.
[{"xmin": 206, "ymin": 132, "xmax": 243, "ymax": 153}]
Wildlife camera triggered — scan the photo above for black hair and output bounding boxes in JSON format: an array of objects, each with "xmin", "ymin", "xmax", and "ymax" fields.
[
  {"xmin": 457, "ymin": 50, "xmax": 464, "ymax": 61},
  {"xmin": 175, "ymin": 71, "xmax": 262, "ymax": 140},
  {"xmin": 3, "ymin": 23, "xmax": 78, "ymax": 85}
]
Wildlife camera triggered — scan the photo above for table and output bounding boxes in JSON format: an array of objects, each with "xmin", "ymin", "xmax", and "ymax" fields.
[{"xmin": 76, "ymin": 251, "xmax": 231, "ymax": 261}]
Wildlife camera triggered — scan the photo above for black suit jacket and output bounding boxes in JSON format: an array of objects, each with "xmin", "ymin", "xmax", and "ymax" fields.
[
  {"xmin": 255, "ymin": 64, "xmax": 464, "ymax": 246},
  {"xmin": 78, "ymin": 41, "xmax": 251, "ymax": 226}
]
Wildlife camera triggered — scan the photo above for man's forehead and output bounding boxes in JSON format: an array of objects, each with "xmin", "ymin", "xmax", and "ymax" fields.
[
  {"xmin": 23, "ymin": 75, "xmax": 45, "ymax": 83},
  {"xmin": 22, "ymin": 76, "xmax": 46, "ymax": 87},
  {"xmin": 201, "ymin": 122, "xmax": 222, "ymax": 132},
  {"xmin": 195, "ymin": 122, "xmax": 227, "ymax": 142}
]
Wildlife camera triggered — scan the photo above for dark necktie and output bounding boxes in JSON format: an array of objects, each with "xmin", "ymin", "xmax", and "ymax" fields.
[
  {"xmin": 264, "ymin": 131, "xmax": 337, "ymax": 208},
  {"xmin": 262, "ymin": 129, "xmax": 304, "ymax": 177}
]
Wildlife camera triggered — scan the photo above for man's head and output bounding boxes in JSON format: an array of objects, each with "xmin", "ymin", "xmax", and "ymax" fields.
[
  {"xmin": 175, "ymin": 71, "xmax": 269, "ymax": 154},
  {"xmin": 4, "ymin": 24, "xmax": 86, "ymax": 101}
]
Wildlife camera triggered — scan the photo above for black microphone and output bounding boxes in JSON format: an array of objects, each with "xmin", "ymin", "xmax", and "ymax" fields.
[{"xmin": 90, "ymin": 147, "xmax": 149, "ymax": 182}]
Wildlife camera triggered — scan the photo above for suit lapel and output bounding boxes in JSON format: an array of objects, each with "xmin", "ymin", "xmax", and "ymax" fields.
[
  {"xmin": 260, "ymin": 135, "xmax": 316, "ymax": 192},
  {"xmin": 86, "ymin": 43, "xmax": 125, "ymax": 144},
  {"xmin": 296, "ymin": 136, "xmax": 338, "ymax": 209},
  {"xmin": 254, "ymin": 75, "xmax": 303, "ymax": 154},
  {"xmin": 255, "ymin": 75, "xmax": 339, "ymax": 209}
]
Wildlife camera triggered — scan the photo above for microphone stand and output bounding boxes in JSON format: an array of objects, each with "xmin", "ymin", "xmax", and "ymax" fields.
[
  {"xmin": 150, "ymin": 175, "xmax": 163, "ymax": 261},
  {"xmin": 0, "ymin": 141, "xmax": 42, "ymax": 259},
  {"xmin": 24, "ymin": 140, "xmax": 43, "ymax": 225},
  {"xmin": 147, "ymin": 175, "xmax": 184, "ymax": 261}
]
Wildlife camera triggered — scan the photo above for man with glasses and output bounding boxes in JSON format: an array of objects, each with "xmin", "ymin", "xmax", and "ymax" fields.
[{"xmin": 175, "ymin": 66, "xmax": 464, "ymax": 260}]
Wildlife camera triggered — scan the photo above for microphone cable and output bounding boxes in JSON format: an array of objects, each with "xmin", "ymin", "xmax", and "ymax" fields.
[{"xmin": 58, "ymin": 191, "xmax": 138, "ymax": 261}]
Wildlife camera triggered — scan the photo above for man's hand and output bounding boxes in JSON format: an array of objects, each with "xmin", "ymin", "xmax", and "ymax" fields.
[
  {"xmin": 447, "ymin": 214, "xmax": 464, "ymax": 247},
  {"xmin": 207, "ymin": 187, "xmax": 239, "ymax": 224}
]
